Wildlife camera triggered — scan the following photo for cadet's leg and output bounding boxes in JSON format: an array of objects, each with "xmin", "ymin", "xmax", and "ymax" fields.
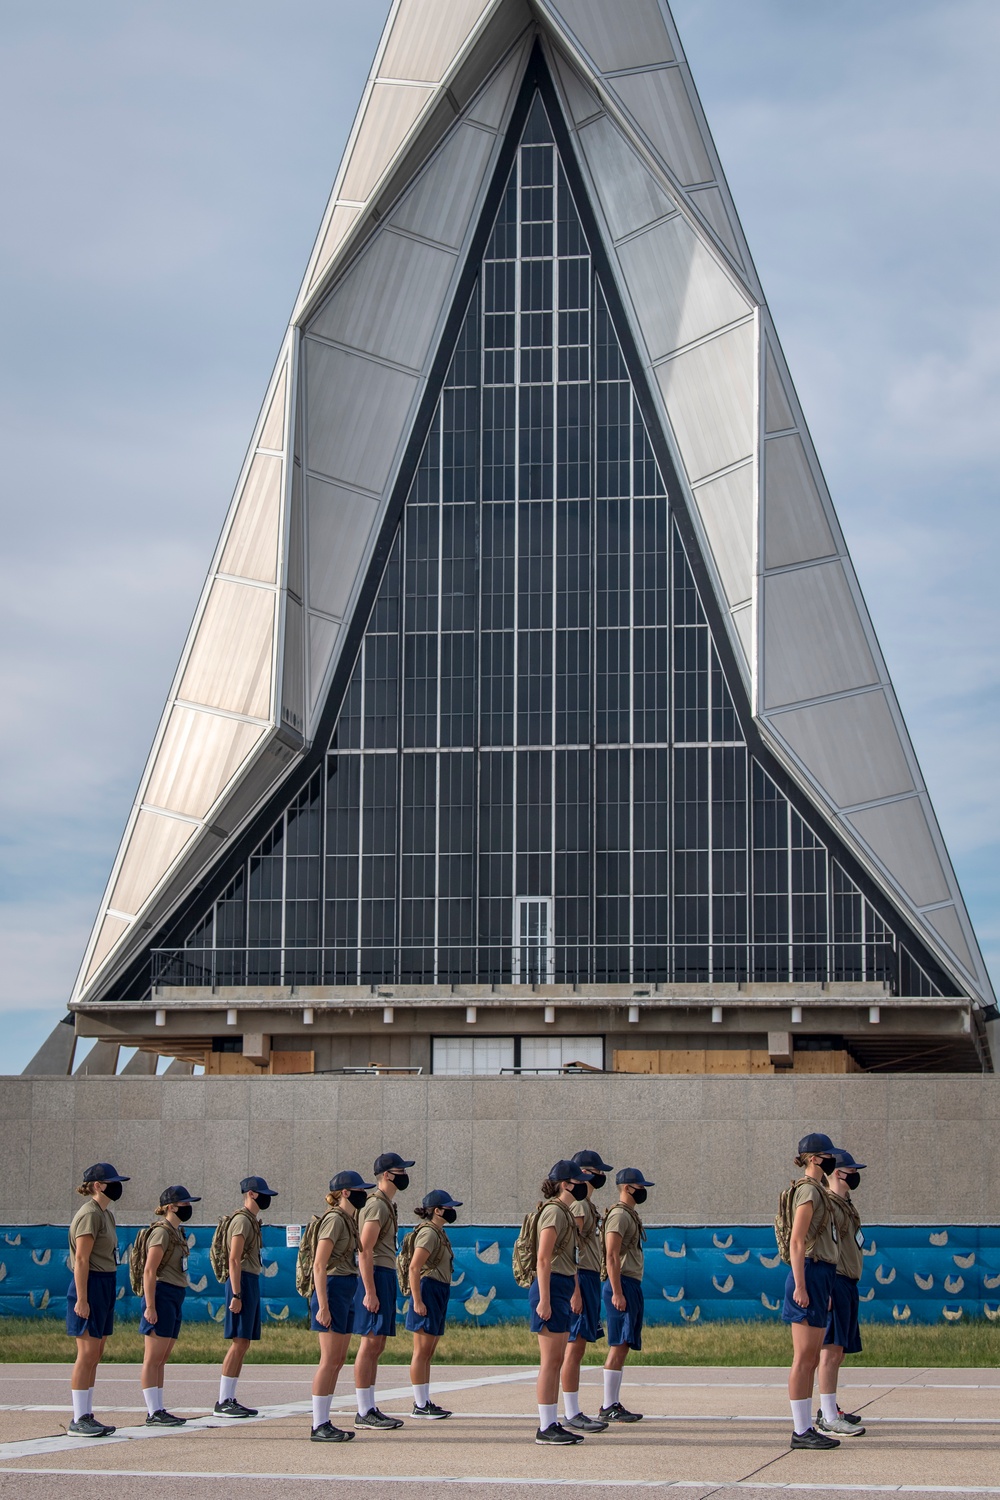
[
  {"xmin": 141, "ymin": 1333, "xmax": 175, "ymax": 1414},
  {"xmin": 312, "ymin": 1330, "xmax": 351, "ymax": 1431},
  {"xmin": 560, "ymin": 1335, "xmax": 587, "ymax": 1419},
  {"xmin": 222, "ymin": 1336, "xmax": 251, "ymax": 1379},
  {"xmin": 354, "ymin": 1333, "xmax": 387, "ymax": 1414},
  {"xmin": 788, "ymin": 1321, "xmax": 826, "ymax": 1434},
  {"xmin": 409, "ymin": 1331, "xmax": 439, "ymax": 1389},
  {"xmin": 71, "ymin": 1335, "xmax": 102, "ymax": 1410},
  {"xmin": 536, "ymin": 1329, "xmax": 569, "ymax": 1431},
  {"xmin": 818, "ymin": 1341, "xmax": 845, "ymax": 1421}
]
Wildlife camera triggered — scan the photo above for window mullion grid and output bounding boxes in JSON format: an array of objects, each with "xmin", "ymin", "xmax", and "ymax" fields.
[
  {"xmin": 628, "ymin": 391, "xmax": 636, "ymax": 984},
  {"xmin": 434, "ymin": 408, "xmax": 445, "ymax": 984},
  {"xmin": 510, "ymin": 143, "xmax": 522, "ymax": 965}
]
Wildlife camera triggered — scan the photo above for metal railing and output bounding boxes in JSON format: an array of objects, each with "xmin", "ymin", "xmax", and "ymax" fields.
[{"xmin": 151, "ymin": 940, "xmax": 900, "ymax": 992}]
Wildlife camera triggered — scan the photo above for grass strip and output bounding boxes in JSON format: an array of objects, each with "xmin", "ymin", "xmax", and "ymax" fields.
[{"xmin": 0, "ymin": 1318, "xmax": 996, "ymax": 1366}]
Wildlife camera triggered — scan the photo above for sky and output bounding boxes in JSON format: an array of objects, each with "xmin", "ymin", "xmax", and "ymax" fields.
[{"xmin": 1, "ymin": 0, "xmax": 997, "ymax": 1073}]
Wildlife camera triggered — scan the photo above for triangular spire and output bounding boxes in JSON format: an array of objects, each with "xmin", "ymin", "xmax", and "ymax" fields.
[{"xmin": 74, "ymin": 0, "xmax": 992, "ymax": 1017}]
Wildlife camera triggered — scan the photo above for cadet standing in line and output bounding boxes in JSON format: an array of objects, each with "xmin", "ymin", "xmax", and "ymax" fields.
[
  {"xmin": 600, "ymin": 1166, "xmax": 653, "ymax": 1424},
  {"xmin": 559, "ymin": 1149, "xmax": 613, "ymax": 1433},
  {"xmin": 353, "ymin": 1151, "xmax": 415, "ymax": 1430},
  {"xmin": 65, "ymin": 1162, "xmax": 130, "ymax": 1437},
  {"xmin": 529, "ymin": 1160, "xmax": 587, "ymax": 1447},
  {"xmin": 815, "ymin": 1147, "xmax": 868, "ymax": 1438},
  {"xmin": 138, "ymin": 1186, "xmax": 200, "ymax": 1426},
  {"xmin": 214, "ymin": 1174, "xmax": 279, "ymax": 1419},
  {"xmin": 308, "ymin": 1169, "xmax": 373, "ymax": 1443},
  {"xmin": 781, "ymin": 1132, "xmax": 841, "ymax": 1451},
  {"xmin": 405, "ymin": 1189, "xmax": 463, "ymax": 1419}
]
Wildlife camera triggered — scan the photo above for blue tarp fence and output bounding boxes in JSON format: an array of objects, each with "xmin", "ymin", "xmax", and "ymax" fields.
[{"xmin": 3, "ymin": 1223, "xmax": 999, "ymax": 1327}]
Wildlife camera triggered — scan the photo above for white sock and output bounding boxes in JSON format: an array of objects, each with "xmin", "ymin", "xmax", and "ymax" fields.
[
  {"xmin": 820, "ymin": 1392, "xmax": 839, "ymax": 1422},
  {"xmin": 86, "ymin": 1388, "xmax": 95, "ymax": 1415},
  {"xmin": 142, "ymin": 1387, "xmax": 159, "ymax": 1416},
  {"xmin": 71, "ymin": 1390, "xmax": 88, "ymax": 1421},
  {"xmin": 791, "ymin": 1397, "xmax": 813, "ymax": 1434},
  {"xmin": 156, "ymin": 1388, "xmax": 164, "ymax": 1412},
  {"xmin": 563, "ymin": 1388, "xmax": 581, "ymax": 1419},
  {"xmin": 356, "ymin": 1385, "xmax": 374, "ymax": 1416},
  {"xmin": 603, "ymin": 1369, "xmax": 622, "ymax": 1408},
  {"xmin": 312, "ymin": 1395, "xmax": 331, "ymax": 1428},
  {"xmin": 538, "ymin": 1402, "xmax": 558, "ymax": 1430},
  {"xmin": 413, "ymin": 1383, "xmax": 429, "ymax": 1408},
  {"xmin": 219, "ymin": 1376, "xmax": 238, "ymax": 1404}
]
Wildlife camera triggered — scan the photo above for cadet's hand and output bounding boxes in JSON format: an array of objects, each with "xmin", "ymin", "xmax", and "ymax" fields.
[
  {"xmin": 536, "ymin": 1301, "xmax": 551, "ymax": 1322},
  {"xmin": 364, "ymin": 1289, "xmax": 380, "ymax": 1314},
  {"xmin": 316, "ymin": 1305, "xmax": 331, "ymax": 1329},
  {"xmin": 570, "ymin": 1289, "xmax": 582, "ymax": 1315},
  {"xmin": 229, "ymin": 1294, "xmax": 243, "ymax": 1313},
  {"xmin": 75, "ymin": 1300, "xmax": 90, "ymax": 1319},
  {"xmin": 792, "ymin": 1284, "xmax": 809, "ymax": 1309},
  {"xmin": 612, "ymin": 1290, "xmax": 626, "ymax": 1313},
  {"xmin": 144, "ymin": 1303, "xmax": 158, "ymax": 1325},
  {"xmin": 413, "ymin": 1298, "xmax": 427, "ymax": 1318}
]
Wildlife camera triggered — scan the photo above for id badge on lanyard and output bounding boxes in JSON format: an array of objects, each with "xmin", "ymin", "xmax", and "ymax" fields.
[{"xmin": 855, "ymin": 1228, "xmax": 865, "ymax": 1248}]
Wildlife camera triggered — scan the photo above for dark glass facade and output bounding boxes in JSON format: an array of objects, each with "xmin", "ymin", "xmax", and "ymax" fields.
[{"xmin": 164, "ymin": 94, "xmax": 939, "ymax": 996}]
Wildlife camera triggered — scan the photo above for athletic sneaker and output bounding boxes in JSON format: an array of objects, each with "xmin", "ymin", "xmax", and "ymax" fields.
[
  {"xmin": 310, "ymin": 1421, "xmax": 355, "ymax": 1442},
  {"xmin": 535, "ymin": 1421, "xmax": 584, "ymax": 1445},
  {"xmin": 213, "ymin": 1398, "xmax": 258, "ymax": 1418},
  {"xmin": 815, "ymin": 1410, "xmax": 865, "ymax": 1437},
  {"xmin": 838, "ymin": 1406, "xmax": 864, "ymax": 1425},
  {"xmin": 145, "ymin": 1409, "xmax": 186, "ymax": 1427},
  {"xmin": 354, "ymin": 1406, "xmax": 404, "ymax": 1430},
  {"xmin": 597, "ymin": 1402, "xmax": 643, "ymax": 1423},
  {"xmin": 564, "ymin": 1412, "xmax": 609, "ymax": 1432},
  {"xmin": 790, "ymin": 1426, "xmax": 840, "ymax": 1450},
  {"xmin": 411, "ymin": 1400, "xmax": 452, "ymax": 1419},
  {"xmin": 68, "ymin": 1414, "xmax": 115, "ymax": 1437}
]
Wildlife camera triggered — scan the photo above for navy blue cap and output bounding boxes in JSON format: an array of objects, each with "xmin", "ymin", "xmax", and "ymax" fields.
[
  {"xmin": 616, "ymin": 1167, "xmax": 655, "ymax": 1188},
  {"xmin": 83, "ymin": 1163, "xmax": 130, "ymax": 1185},
  {"xmin": 159, "ymin": 1185, "xmax": 201, "ymax": 1205},
  {"xmin": 422, "ymin": 1189, "xmax": 463, "ymax": 1210},
  {"xmin": 240, "ymin": 1175, "xmax": 279, "ymax": 1196},
  {"xmin": 329, "ymin": 1170, "xmax": 375, "ymax": 1193},
  {"xmin": 830, "ymin": 1148, "xmax": 867, "ymax": 1172},
  {"xmin": 549, "ymin": 1159, "xmax": 588, "ymax": 1184},
  {"xmin": 798, "ymin": 1132, "xmax": 836, "ymax": 1157},
  {"xmin": 573, "ymin": 1149, "xmax": 614, "ymax": 1173},
  {"xmin": 374, "ymin": 1152, "xmax": 416, "ymax": 1175}
]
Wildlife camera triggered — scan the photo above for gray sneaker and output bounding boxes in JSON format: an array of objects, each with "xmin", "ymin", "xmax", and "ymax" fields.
[
  {"xmin": 354, "ymin": 1406, "xmax": 404, "ymax": 1430},
  {"xmin": 564, "ymin": 1412, "xmax": 609, "ymax": 1432},
  {"xmin": 68, "ymin": 1414, "xmax": 115, "ymax": 1437},
  {"xmin": 411, "ymin": 1400, "xmax": 451, "ymax": 1419},
  {"xmin": 816, "ymin": 1410, "xmax": 865, "ymax": 1436}
]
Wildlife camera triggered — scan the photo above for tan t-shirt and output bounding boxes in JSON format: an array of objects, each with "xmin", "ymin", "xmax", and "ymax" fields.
[
  {"xmin": 317, "ymin": 1209, "xmax": 359, "ymax": 1277},
  {"xmin": 537, "ymin": 1200, "xmax": 578, "ymax": 1278},
  {"xmin": 830, "ymin": 1194, "xmax": 863, "ymax": 1281},
  {"xmin": 226, "ymin": 1209, "xmax": 263, "ymax": 1275},
  {"xmin": 572, "ymin": 1196, "xmax": 602, "ymax": 1275},
  {"xmin": 358, "ymin": 1190, "xmax": 398, "ymax": 1271},
  {"xmin": 147, "ymin": 1221, "xmax": 188, "ymax": 1288},
  {"xmin": 790, "ymin": 1180, "xmax": 839, "ymax": 1266},
  {"xmin": 413, "ymin": 1223, "xmax": 453, "ymax": 1285},
  {"xmin": 69, "ymin": 1200, "xmax": 118, "ymax": 1274},
  {"xmin": 604, "ymin": 1203, "xmax": 644, "ymax": 1281}
]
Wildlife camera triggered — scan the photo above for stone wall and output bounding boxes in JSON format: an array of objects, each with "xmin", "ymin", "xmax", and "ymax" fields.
[{"xmin": 1, "ymin": 1072, "xmax": 997, "ymax": 1227}]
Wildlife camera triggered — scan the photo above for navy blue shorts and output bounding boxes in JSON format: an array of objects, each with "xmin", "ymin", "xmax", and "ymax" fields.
[
  {"xmin": 529, "ymin": 1271, "xmax": 575, "ymax": 1335},
  {"xmin": 405, "ymin": 1277, "xmax": 450, "ymax": 1337},
  {"xmin": 569, "ymin": 1267, "xmax": 604, "ymax": 1344},
  {"xmin": 224, "ymin": 1272, "xmax": 261, "ymax": 1341},
  {"xmin": 310, "ymin": 1274, "xmax": 358, "ymax": 1335},
  {"xmin": 603, "ymin": 1274, "xmax": 644, "ymax": 1351},
  {"xmin": 824, "ymin": 1273, "xmax": 862, "ymax": 1354},
  {"xmin": 140, "ymin": 1280, "xmax": 186, "ymax": 1340},
  {"xmin": 353, "ymin": 1265, "xmax": 398, "ymax": 1339},
  {"xmin": 781, "ymin": 1257, "xmax": 836, "ymax": 1328},
  {"xmin": 66, "ymin": 1270, "xmax": 117, "ymax": 1340}
]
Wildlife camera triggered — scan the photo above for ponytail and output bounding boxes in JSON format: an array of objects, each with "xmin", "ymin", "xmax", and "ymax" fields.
[{"xmin": 540, "ymin": 1178, "xmax": 560, "ymax": 1200}]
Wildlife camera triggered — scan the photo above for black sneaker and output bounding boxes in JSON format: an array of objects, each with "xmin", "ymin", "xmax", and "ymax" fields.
[
  {"xmin": 411, "ymin": 1400, "xmax": 451, "ymax": 1419},
  {"xmin": 597, "ymin": 1402, "xmax": 642, "ymax": 1423},
  {"xmin": 535, "ymin": 1421, "xmax": 584, "ymax": 1445},
  {"xmin": 311, "ymin": 1421, "xmax": 355, "ymax": 1442},
  {"xmin": 145, "ymin": 1409, "xmax": 186, "ymax": 1427},
  {"xmin": 68, "ymin": 1414, "xmax": 115, "ymax": 1437},
  {"xmin": 564, "ymin": 1412, "xmax": 609, "ymax": 1432},
  {"xmin": 839, "ymin": 1406, "xmax": 864, "ymax": 1425},
  {"xmin": 213, "ymin": 1398, "xmax": 258, "ymax": 1418},
  {"xmin": 791, "ymin": 1426, "xmax": 840, "ymax": 1450},
  {"xmin": 354, "ymin": 1406, "xmax": 404, "ymax": 1430}
]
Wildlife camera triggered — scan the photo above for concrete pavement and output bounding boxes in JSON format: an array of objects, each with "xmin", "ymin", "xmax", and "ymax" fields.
[{"xmin": 1, "ymin": 1363, "xmax": 999, "ymax": 1498}]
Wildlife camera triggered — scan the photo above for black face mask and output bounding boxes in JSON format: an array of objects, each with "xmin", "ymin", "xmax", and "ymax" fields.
[
  {"xmin": 390, "ymin": 1173, "xmax": 409, "ymax": 1192},
  {"xmin": 102, "ymin": 1182, "xmax": 123, "ymax": 1202},
  {"xmin": 571, "ymin": 1182, "xmax": 589, "ymax": 1201},
  {"xmin": 819, "ymin": 1157, "xmax": 836, "ymax": 1176},
  {"xmin": 588, "ymin": 1173, "xmax": 606, "ymax": 1191},
  {"xmin": 176, "ymin": 1205, "xmax": 193, "ymax": 1222},
  {"xmin": 442, "ymin": 1207, "xmax": 457, "ymax": 1223},
  {"xmin": 844, "ymin": 1171, "xmax": 861, "ymax": 1191},
  {"xmin": 630, "ymin": 1187, "xmax": 647, "ymax": 1206},
  {"xmin": 254, "ymin": 1193, "xmax": 272, "ymax": 1211},
  {"xmin": 348, "ymin": 1190, "xmax": 368, "ymax": 1211}
]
